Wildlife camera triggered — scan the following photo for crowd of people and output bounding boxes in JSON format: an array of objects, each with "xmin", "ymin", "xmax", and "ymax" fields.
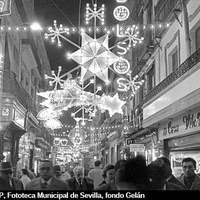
[{"xmin": 0, "ymin": 155, "xmax": 200, "ymax": 191}]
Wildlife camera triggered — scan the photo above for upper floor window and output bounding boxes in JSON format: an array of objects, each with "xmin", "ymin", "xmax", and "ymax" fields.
[
  {"xmin": 196, "ymin": 26, "xmax": 200, "ymax": 50},
  {"xmin": 172, "ymin": 50, "xmax": 178, "ymax": 71},
  {"xmin": 168, "ymin": 47, "xmax": 178, "ymax": 74},
  {"xmin": 147, "ymin": 63, "xmax": 155, "ymax": 92}
]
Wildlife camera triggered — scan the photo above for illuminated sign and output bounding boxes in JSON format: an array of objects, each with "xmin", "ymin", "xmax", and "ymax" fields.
[
  {"xmin": 117, "ymin": 78, "xmax": 129, "ymax": 91},
  {"xmin": 0, "ymin": 0, "xmax": 11, "ymax": 16},
  {"xmin": 113, "ymin": 6, "xmax": 130, "ymax": 21},
  {"xmin": 14, "ymin": 109, "xmax": 25, "ymax": 129},
  {"xmin": 117, "ymin": 42, "xmax": 127, "ymax": 55},
  {"xmin": 0, "ymin": 54, "xmax": 3, "ymax": 91},
  {"xmin": 115, "ymin": 0, "xmax": 128, "ymax": 3},
  {"xmin": 113, "ymin": 58, "xmax": 130, "ymax": 74}
]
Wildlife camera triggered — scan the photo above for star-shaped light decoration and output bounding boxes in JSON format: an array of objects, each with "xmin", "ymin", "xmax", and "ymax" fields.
[
  {"xmin": 99, "ymin": 93, "xmax": 126, "ymax": 117},
  {"xmin": 69, "ymin": 32, "xmax": 119, "ymax": 83}
]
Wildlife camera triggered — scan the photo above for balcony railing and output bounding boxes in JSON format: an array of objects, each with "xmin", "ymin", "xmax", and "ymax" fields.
[
  {"xmin": 3, "ymin": 70, "xmax": 39, "ymax": 116},
  {"xmin": 143, "ymin": 48, "xmax": 200, "ymax": 104}
]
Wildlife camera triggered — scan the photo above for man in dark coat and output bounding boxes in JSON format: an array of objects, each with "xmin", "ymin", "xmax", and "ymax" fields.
[
  {"xmin": 26, "ymin": 159, "xmax": 70, "ymax": 190},
  {"xmin": 0, "ymin": 161, "xmax": 23, "ymax": 190},
  {"xmin": 67, "ymin": 166, "xmax": 94, "ymax": 190},
  {"xmin": 177, "ymin": 157, "xmax": 200, "ymax": 190}
]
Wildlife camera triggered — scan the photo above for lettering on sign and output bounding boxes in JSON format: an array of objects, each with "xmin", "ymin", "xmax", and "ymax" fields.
[
  {"xmin": 183, "ymin": 113, "xmax": 200, "ymax": 130},
  {"xmin": 162, "ymin": 121, "xmax": 179, "ymax": 137}
]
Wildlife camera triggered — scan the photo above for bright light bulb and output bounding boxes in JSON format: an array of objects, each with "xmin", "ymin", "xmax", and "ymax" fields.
[{"xmin": 30, "ymin": 22, "xmax": 42, "ymax": 31}]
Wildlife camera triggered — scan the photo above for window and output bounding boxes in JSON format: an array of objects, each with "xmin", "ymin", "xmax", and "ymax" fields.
[
  {"xmin": 111, "ymin": 147, "xmax": 114, "ymax": 164},
  {"xmin": 20, "ymin": 70, "xmax": 24, "ymax": 84},
  {"xmin": 31, "ymin": 88, "xmax": 35, "ymax": 99},
  {"xmin": 172, "ymin": 50, "xmax": 178, "ymax": 71},
  {"xmin": 168, "ymin": 47, "xmax": 178, "ymax": 74},
  {"xmin": 195, "ymin": 26, "xmax": 200, "ymax": 50},
  {"xmin": 147, "ymin": 63, "xmax": 155, "ymax": 92}
]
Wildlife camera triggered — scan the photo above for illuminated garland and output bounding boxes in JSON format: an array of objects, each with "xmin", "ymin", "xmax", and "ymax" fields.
[{"xmin": 0, "ymin": 22, "xmax": 171, "ymax": 34}]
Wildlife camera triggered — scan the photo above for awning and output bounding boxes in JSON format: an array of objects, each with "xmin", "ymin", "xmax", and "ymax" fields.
[{"xmin": 128, "ymin": 128, "xmax": 150, "ymax": 140}]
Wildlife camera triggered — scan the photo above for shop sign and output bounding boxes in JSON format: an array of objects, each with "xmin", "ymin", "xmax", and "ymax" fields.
[
  {"xmin": 126, "ymin": 138, "xmax": 134, "ymax": 145},
  {"xmin": 158, "ymin": 110, "xmax": 200, "ymax": 140},
  {"xmin": 0, "ymin": 105, "xmax": 12, "ymax": 120},
  {"xmin": 14, "ymin": 109, "xmax": 25, "ymax": 129},
  {"xmin": 0, "ymin": 0, "xmax": 12, "ymax": 16},
  {"xmin": 130, "ymin": 143, "xmax": 145, "ymax": 152}
]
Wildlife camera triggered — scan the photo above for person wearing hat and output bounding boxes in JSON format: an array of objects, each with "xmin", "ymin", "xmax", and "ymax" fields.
[
  {"xmin": 25, "ymin": 159, "xmax": 70, "ymax": 190},
  {"xmin": 147, "ymin": 157, "xmax": 185, "ymax": 190},
  {"xmin": 0, "ymin": 161, "xmax": 23, "ymax": 190}
]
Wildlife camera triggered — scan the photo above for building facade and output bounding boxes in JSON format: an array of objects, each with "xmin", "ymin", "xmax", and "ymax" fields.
[{"xmin": 0, "ymin": 0, "xmax": 53, "ymax": 176}]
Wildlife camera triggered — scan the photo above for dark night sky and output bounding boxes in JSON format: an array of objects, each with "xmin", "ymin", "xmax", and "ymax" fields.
[{"xmin": 35, "ymin": 0, "xmax": 118, "ymax": 73}]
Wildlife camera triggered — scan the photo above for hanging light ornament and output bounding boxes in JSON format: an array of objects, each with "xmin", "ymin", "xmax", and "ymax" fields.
[
  {"xmin": 117, "ymin": 71, "xmax": 145, "ymax": 98},
  {"xmin": 38, "ymin": 2, "xmax": 146, "ymax": 126}
]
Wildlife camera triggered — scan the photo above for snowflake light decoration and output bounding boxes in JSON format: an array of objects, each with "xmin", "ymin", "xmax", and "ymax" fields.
[
  {"xmin": 45, "ymin": 20, "xmax": 69, "ymax": 47},
  {"xmin": 123, "ymin": 26, "xmax": 144, "ymax": 50},
  {"xmin": 117, "ymin": 71, "xmax": 145, "ymax": 97},
  {"xmin": 44, "ymin": 66, "xmax": 65, "ymax": 90},
  {"xmin": 40, "ymin": 2, "xmax": 145, "ymax": 127},
  {"xmin": 86, "ymin": 3, "xmax": 105, "ymax": 26}
]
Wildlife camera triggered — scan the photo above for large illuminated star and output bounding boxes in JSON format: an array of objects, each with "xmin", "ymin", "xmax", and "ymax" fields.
[{"xmin": 70, "ymin": 32, "xmax": 119, "ymax": 82}]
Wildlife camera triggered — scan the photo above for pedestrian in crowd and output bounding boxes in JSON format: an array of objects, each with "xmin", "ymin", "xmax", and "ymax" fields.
[
  {"xmin": 53, "ymin": 165, "xmax": 62, "ymax": 179},
  {"xmin": 177, "ymin": 157, "xmax": 200, "ymax": 190},
  {"xmin": 147, "ymin": 157, "xmax": 185, "ymax": 190},
  {"xmin": 99, "ymin": 164, "xmax": 115, "ymax": 186},
  {"xmin": 0, "ymin": 161, "xmax": 23, "ymax": 190},
  {"xmin": 28, "ymin": 168, "xmax": 36, "ymax": 180},
  {"xmin": 115, "ymin": 155, "xmax": 151, "ymax": 190},
  {"xmin": 20, "ymin": 168, "xmax": 31, "ymax": 189},
  {"xmin": 88, "ymin": 160, "xmax": 104, "ymax": 189},
  {"xmin": 96, "ymin": 160, "xmax": 127, "ymax": 190},
  {"xmin": 60, "ymin": 168, "xmax": 71, "ymax": 181},
  {"xmin": 25, "ymin": 159, "xmax": 70, "ymax": 190},
  {"xmin": 159, "ymin": 157, "xmax": 186, "ymax": 189},
  {"xmin": 67, "ymin": 166, "xmax": 94, "ymax": 190}
]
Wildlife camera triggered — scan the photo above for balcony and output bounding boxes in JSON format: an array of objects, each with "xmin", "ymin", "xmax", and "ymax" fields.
[
  {"xmin": 2, "ymin": 70, "xmax": 40, "ymax": 116},
  {"xmin": 154, "ymin": 0, "xmax": 180, "ymax": 38},
  {"xmin": 132, "ymin": 28, "xmax": 154, "ymax": 76},
  {"xmin": 143, "ymin": 48, "xmax": 200, "ymax": 104}
]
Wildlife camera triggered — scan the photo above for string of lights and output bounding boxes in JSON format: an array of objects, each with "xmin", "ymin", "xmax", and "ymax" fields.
[{"xmin": 0, "ymin": 22, "xmax": 171, "ymax": 34}]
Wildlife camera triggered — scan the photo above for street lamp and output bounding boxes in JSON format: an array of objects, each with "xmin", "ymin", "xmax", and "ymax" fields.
[{"xmin": 30, "ymin": 22, "xmax": 42, "ymax": 31}]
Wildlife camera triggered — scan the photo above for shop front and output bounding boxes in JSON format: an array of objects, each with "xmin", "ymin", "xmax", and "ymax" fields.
[
  {"xmin": 158, "ymin": 107, "xmax": 200, "ymax": 177},
  {"xmin": 126, "ymin": 128, "xmax": 163, "ymax": 163},
  {"xmin": 0, "ymin": 97, "xmax": 26, "ymax": 176}
]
